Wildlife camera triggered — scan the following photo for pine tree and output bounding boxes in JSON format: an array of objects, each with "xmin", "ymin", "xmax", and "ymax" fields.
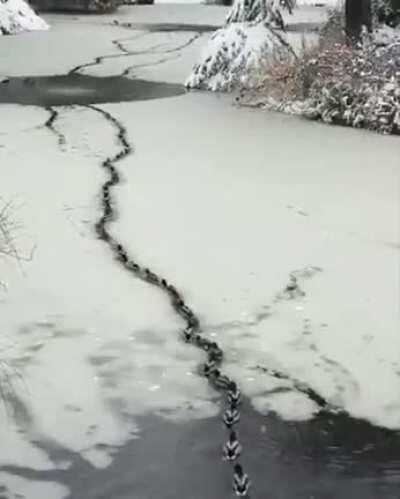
[{"xmin": 226, "ymin": 0, "xmax": 295, "ymax": 28}]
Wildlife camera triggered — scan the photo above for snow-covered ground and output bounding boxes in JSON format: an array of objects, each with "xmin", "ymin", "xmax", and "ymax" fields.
[
  {"xmin": 0, "ymin": 4, "xmax": 399, "ymax": 497},
  {"xmin": 0, "ymin": 0, "xmax": 48, "ymax": 36}
]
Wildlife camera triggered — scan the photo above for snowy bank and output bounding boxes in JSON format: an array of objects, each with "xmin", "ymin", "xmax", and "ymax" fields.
[
  {"xmin": 0, "ymin": 0, "xmax": 48, "ymax": 36},
  {"xmin": 241, "ymin": 20, "xmax": 400, "ymax": 135}
]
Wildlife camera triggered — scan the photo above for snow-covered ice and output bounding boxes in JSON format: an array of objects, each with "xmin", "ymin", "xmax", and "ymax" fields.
[{"xmin": 0, "ymin": 4, "xmax": 399, "ymax": 496}]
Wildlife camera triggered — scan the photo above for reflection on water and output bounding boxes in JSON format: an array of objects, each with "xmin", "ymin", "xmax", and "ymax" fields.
[{"xmin": 2, "ymin": 399, "xmax": 400, "ymax": 499}]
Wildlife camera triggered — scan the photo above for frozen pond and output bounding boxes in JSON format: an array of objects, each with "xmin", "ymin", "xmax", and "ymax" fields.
[{"xmin": 0, "ymin": 4, "xmax": 399, "ymax": 498}]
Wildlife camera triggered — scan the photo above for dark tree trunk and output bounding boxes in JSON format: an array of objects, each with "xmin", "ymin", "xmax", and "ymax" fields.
[
  {"xmin": 345, "ymin": 0, "xmax": 372, "ymax": 41},
  {"xmin": 391, "ymin": 0, "xmax": 400, "ymax": 10}
]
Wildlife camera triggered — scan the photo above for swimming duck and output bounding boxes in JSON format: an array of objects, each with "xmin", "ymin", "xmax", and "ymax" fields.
[
  {"xmin": 168, "ymin": 285, "xmax": 179, "ymax": 299},
  {"xmin": 233, "ymin": 464, "xmax": 251, "ymax": 497},
  {"xmin": 126, "ymin": 261, "xmax": 140, "ymax": 272},
  {"xmin": 188, "ymin": 316, "xmax": 199, "ymax": 328},
  {"xmin": 223, "ymin": 407, "xmax": 240, "ymax": 428},
  {"xmin": 208, "ymin": 343, "xmax": 223, "ymax": 360},
  {"xmin": 116, "ymin": 246, "xmax": 128, "ymax": 263},
  {"xmin": 193, "ymin": 335, "xmax": 207, "ymax": 348},
  {"xmin": 202, "ymin": 340, "xmax": 215, "ymax": 352},
  {"xmin": 202, "ymin": 361, "xmax": 218, "ymax": 377},
  {"xmin": 222, "ymin": 431, "xmax": 242, "ymax": 461},
  {"xmin": 179, "ymin": 304, "xmax": 192, "ymax": 315},
  {"xmin": 118, "ymin": 253, "xmax": 128, "ymax": 263},
  {"xmin": 210, "ymin": 369, "xmax": 231, "ymax": 390},
  {"xmin": 144, "ymin": 268, "xmax": 159, "ymax": 284},
  {"xmin": 174, "ymin": 297, "xmax": 184, "ymax": 308},
  {"xmin": 182, "ymin": 327, "xmax": 194, "ymax": 342},
  {"xmin": 285, "ymin": 275, "xmax": 297, "ymax": 292},
  {"xmin": 227, "ymin": 382, "xmax": 241, "ymax": 407},
  {"xmin": 96, "ymin": 225, "xmax": 109, "ymax": 242}
]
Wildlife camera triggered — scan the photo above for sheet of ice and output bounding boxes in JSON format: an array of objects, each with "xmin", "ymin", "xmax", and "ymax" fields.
[
  {"xmin": 0, "ymin": 0, "xmax": 48, "ymax": 36},
  {"xmin": 109, "ymin": 91, "xmax": 400, "ymax": 429},
  {"xmin": 0, "ymin": 104, "xmax": 218, "ymax": 472}
]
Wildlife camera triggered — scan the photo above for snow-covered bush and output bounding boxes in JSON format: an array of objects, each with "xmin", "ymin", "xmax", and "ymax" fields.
[
  {"xmin": 226, "ymin": 0, "xmax": 296, "ymax": 28},
  {"xmin": 304, "ymin": 35, "xmax": 400, "ymax": 133},
  {"xmin": 186, "ymin": 23, "xmax": 293, "ymax": 91},
  {"xmin": 0, "ymin": 0, "xmax": 48, "ymax": 35},
  {"xmin": 186, "ymin": 0, "xmax": 295, "ymax": 92}
]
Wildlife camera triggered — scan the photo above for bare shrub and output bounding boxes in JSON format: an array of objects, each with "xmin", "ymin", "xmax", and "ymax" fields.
[{"xmin": 0, "ymin": 199, "xmax": 21, "ymax": 263}]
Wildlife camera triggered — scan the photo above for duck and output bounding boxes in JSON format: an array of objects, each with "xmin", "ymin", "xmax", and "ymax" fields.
[
  {"xmin": 116, "ymin": 245, "xmax": 128, "ymax": 263},
  {"xmin": 208, "ymin": 351, "xmax": 223, "ymax": 367},
  {"xmin": 223, "ymin": 407, "xmax": 240, "ymax": 428},
  {"xmin": 118, "ymin": 252, "xmax": 128, "ymax": 263},
  {"xmin": 208, "ymin": 344, "xmax": 223, "ymax": 362},
  {"xmin": 126, "ymin": 261, "xmax": 140, "ymax": 272},
  {"xmin": 174, "ymin": 297, "xmax": 184, "ymax": 308},
  {"xmin": 285, "ymin": 275, "xmax": 298, "ymax": 292},
  {"xmin": 180, "ymin": 304, "xmax": 193, "ymax": 319},
  {"xmin": 202, "ymin": 361, "xmax": 218, "ymax": 377},
  {"xmin": 168, "ymin": 285, "xmax": 179, "ymax": 299},
  {"xmin": 202, "ymin": 340, "xmax": 215, "ymax": 352},
  {"xmin": 222, "ymin": 431, "xmax": 242, "ymax": 461},
  {"xmin": 210, "ymin": 369, "xmax": 231, "ymax": 390},
  {"xmin": 233, "ymin": 464, "xmax": 251, "ymax": 497},
  {"xmin": 227, "ymin": 382, "xmax": 241, "ymax": 407},
  {"xmin": 144, "ymin": 268, "xmax": 159, "ymax": 284},
  {"xmin": 182, "ymin": 327, "xmax": 194, "ymax": 342},
  {"xmin": 193, "ymin": 335, "xmax": 209, "ymax": 349},
  {"xmin": 96, "ymin": 224, "xmax": 109, "ymax": 242}
]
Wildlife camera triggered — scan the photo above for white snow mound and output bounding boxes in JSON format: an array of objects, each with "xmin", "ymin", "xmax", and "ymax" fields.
[
  {"xmin": 0, "ymin": 0, "xmax": 48, "ymax": 36},
  {"xmin": 186, "ymin": 23, "xmax": 291, "ymax": 91}
]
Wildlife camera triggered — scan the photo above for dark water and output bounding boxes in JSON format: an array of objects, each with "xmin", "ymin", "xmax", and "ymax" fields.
[
  {"xmin": 2, "ymin": 401, "xmax": 400, "ymax": 499},
  {"xmin": 112, "ymin": 21, "xmax": 219, "ymax": 33},
  {"xmin": 0, "ymin": 74, "xmax": 185, "ymax": 106}
]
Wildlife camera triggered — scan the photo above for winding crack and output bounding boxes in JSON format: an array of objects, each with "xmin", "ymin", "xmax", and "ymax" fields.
[
  {"xmin": 69, "ymin": 32, "xmax": 200, "ymax": 77},
  {"xmin": 256, "ymin": 365, "xmax": 330, "ymax": 411},
  {"xmin": 85, "ymin": 104, "xmax": 252, "ymax": 498},
  {"xmin": 44, "ymin": 107, "xmax": 66, "ymax": 148}
]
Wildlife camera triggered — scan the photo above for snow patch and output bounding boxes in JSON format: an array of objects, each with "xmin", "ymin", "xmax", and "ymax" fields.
[
  {"xmin": 0, "ymin": 473, "xmax": 69, "ymax": 499},
  {"xmin": 0, "ymin": 0, "xmax": 48, "ymax": 36}
]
